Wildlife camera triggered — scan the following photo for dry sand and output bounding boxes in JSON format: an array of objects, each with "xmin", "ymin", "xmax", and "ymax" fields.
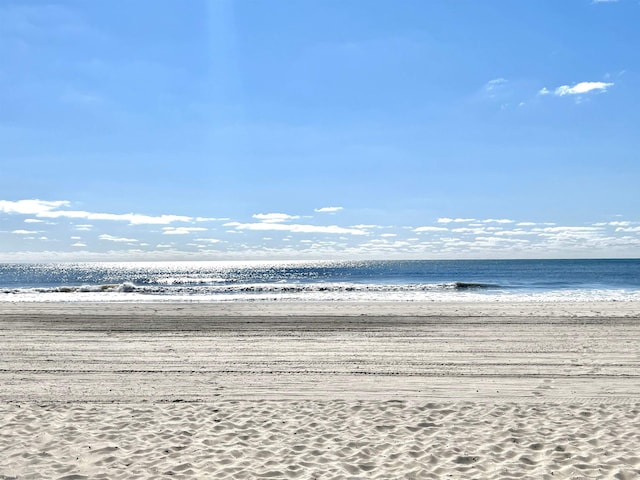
[{"xmin": 1, "ymin": 301, "xmax": 640, "ymax": 479}]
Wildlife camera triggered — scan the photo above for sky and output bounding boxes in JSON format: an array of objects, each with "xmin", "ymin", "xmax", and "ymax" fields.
[{"xmin": 1, "ymin": 0, "xmax": 639, "ymax": 261}]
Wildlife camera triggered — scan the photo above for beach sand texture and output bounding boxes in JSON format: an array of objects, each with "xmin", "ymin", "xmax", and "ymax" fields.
[{"xmin": 1, "ymin": 302, "xmax": 640, "ymax": 479}]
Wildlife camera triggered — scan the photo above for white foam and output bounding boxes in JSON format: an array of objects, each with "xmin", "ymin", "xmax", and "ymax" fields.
[{"xmin": 3, "ymin": 282, "xmax": 640, "ymax": 303}]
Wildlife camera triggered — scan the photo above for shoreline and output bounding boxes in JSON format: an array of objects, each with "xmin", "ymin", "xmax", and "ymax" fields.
[{"xmin": 2, "ymin": 299, "xmax": 640, "ymax": 317}]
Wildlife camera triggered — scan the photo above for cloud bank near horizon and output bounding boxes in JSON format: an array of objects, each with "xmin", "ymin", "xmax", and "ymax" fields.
[{"xmin": 1, "ymin": 198, "xmax": 639, "ymax": 261}]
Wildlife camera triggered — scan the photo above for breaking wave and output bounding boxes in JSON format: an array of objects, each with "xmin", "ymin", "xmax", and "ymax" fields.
[
  {"xmin": 2, "ymin": 281, "xmax": 500, "ymax": 297},
  {"xmin": 4, "ymin": 281, "xmax": 640, "ymax": 303}
]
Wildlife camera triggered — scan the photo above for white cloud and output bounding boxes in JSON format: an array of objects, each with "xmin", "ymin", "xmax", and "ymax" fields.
[
  {"xmin": 24, "ymin": 218, "xmax": 44, "ymax": 223},
  {"xmin": 541, "ymin": 81, "xmax": 614, "ymax": 97},
  {"xmin": 414, "ymin": 226, "xmax": 448, "ymax": 232},
  {"xmin": 436, "ymin": 217, "xmax": 476, "ymax": 224},
  {"xmin": 224, "ymin": 221, "xmax": 369, "ymax": 236},
  {"xmin": 0, "ymin": 199, "xmax": 192, "ymax": 225},
  {"xmin": 351, "ymin": 224, "xmax": 383, "ymax": 229},
  {"xmin": 0, "ymin": 199, "xmax": 70, "ymax": 215},
  {"xmin": 75, "ymin": 224, "xmax": 93, "ymax": 231},
  {"xmin": 483, "ymin": 78, "xmax": 509, "ymax": 99},
  {"xmin": 494, "ymin": 229, "xmax": 539, "ymax": 236},
  {"xmin": 72, "ymin": 242, "xmax": 87, "ymax": 247},
  {"xmin": 42, "ymin": 210, "xmax": 192, "ymax": 225},
  {"xmin": 314, "ymin": 206, "xmax": 344, "ymax": 213},
  {"xmin": 533, "ymin": 226, "xmax": 604, "ymax": 243},
  {"xmin": 485, "ymin": 78, "xmax": 507, "ymax": 90},
  {"xmin": 195, "ymin": 216, "xmax": 229, "ymax": 222},
  {"xmin": 534, "ymin": 226, "xmax": 602, "ymax": 233},
  {"xmin": 252, "ymin": 213, "xmax": 300, "ymax": 223},
  {"xmin": 556, "ymin": 82, "xmax": 613, "ymax": 96},
  {"xmin": 194, "ymin": 238, "xmax": 222, "ymax": 244},
  {"xmin": 162, "ymin": 227, "xmax": 208, "ymax": 235},
  {"xmin": 452, "ymin": 227, "xmax": 488, "ymax": 234},
  {"xmin": 11, "ymin": 229, "xmax": 40, "ymax": 234},
  {"xmin": 98, "ymin": 234, "xmax": 138, "ymax": 243},
  {"xmin": 482, "ymin": 218, "xmax": 514, "ymax": 224}
]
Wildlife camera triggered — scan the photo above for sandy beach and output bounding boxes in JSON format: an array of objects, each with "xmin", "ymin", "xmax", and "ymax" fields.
[{"xmin": 1, "ymin": 301, "xmax": 640, "ymax": 479}]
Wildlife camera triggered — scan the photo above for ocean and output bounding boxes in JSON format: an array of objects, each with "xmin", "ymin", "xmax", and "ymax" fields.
[{"xmin": 1, "ymin": 259, "xmax": 639, "ymax": 303}]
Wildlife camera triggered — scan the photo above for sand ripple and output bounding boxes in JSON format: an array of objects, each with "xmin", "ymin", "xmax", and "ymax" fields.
[{"xmin": 2, "ymin": 400, "xmax": 640, "ymax": 479}]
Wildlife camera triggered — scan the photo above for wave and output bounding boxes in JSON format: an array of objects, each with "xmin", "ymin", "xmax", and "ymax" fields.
[
  {"xmin": 453, "ymin": 282, "xmax": 499, "ymax": 290},
  {"xmin": 1, "ymin": 281, "xmax": 499, "ymax": 296},
  {"xmin": 1, "ymin": 282, "xmax": 138, "ymax": 294},
  {"xmin": 4, "ymin": 281, "xmax": 640, "ymax": 303}
]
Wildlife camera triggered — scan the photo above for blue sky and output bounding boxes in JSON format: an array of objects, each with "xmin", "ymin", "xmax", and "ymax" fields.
[{"xmin": 1, "ymin": 0, "xmax": 639, "ymax": 261}]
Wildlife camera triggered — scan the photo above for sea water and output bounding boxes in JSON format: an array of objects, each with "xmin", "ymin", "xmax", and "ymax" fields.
[{"xmin": 1, "ymin": 259, "xmax": 640, "ymax": 303}]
